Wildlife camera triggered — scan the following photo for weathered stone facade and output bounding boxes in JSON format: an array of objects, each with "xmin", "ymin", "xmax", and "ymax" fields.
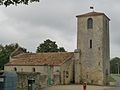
[
  {"xmin": 5, "ymin": 59, "xmax": 74, "ymax": 86},
  {"xmin": 4, "ymin": 11, "xmax": 110, "ymax": 86},
  {"xmin": 17, "ymin": 72, "xmax": 47, "ymax": 90},
  {"xmin": 4, "ymin": 52, "xmax": 74, "ymax": 87},
  {"xmin": 60, "ymin": 57, "xmax": 74, "ymax": 84},
  {"xmin": 5, "ymin": 66, "xmax": 48, "ymax": 74},
  {"xmin": 76, "ymin": 12, "xmax": 110, "ymax": 85}
]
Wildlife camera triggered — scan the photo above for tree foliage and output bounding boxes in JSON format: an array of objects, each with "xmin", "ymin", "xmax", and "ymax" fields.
[
  {"xmin": 36, "ymin": 39, "xmax": 66, "ymax": 53},
  {"xmin": 110, "ymin": 57, "xmax": 120, "ymax": 74},
  {"xmin": 0, "ymin": 0, "xmax": 39, "ymax": 7},
  {"xmin": 58, "ymin": 47, "xmax": 65, "ymax": 52},
  {"xmin": 0, "ymin": 43, "xmax": 27, "ymax": 70}
]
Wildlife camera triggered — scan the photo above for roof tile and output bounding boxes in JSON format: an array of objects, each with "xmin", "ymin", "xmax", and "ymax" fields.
[{"xmin": 6, "ymin": 52, "xmax": 74, "ymax": 66}]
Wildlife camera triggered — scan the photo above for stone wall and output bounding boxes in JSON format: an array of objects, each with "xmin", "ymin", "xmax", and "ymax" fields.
[
  {"xmin": 74, "ymin": 50, "xmax": 81, "ymax": 84},
  {"xmin": 61, "ymin": 57, "xmax": 74, "ymax": 84},
  {"xmin": 17, "ymin": 72, "xmax": 47, "ymax": 90},
  {"xmin": 5, "ymin": 66, "xmax": 48, "ymax": 75},
  {"xmin": 102, "ymin": 16, "xmax": 110, "ymax": 84},
  {"xmin": 4, "ymin": 65, "xmax": 60, "ymax": 85},
  {"xmin": 53, "ymin": 66, "xmax": 61, "ymax": 85},
  {"xmin": 76, "ymin": 14, "xmax": 110, "ymax": 85}
]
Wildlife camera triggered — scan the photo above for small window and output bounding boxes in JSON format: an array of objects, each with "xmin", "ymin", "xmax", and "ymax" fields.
[
  {"xmin": 98, "ymin": 62, "xmax": 100, "ymax": 66},
  {"xmin": 90, "ymin": 40, "xmax": 92, "ymax": 48},
  {"xmin": 98, "ymin": 47, "xmax": 100, "ymax": 50},
  {"xmin": 32, "ymin": 68, "xmax": 36, "ymax": 72},
  {"xmin": 87, "ymin": 18, "xmax": 93, "ymax": 29},
  {"xmin": 14, "ymin": 67, "xmax": 17, "ymax": 71},
  {"xmin": 66, "ymin": 71, "xmax": 69, "ymax": 78}
]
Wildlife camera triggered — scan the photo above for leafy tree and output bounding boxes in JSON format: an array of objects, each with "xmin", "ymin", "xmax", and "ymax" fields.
[
  {"xmin": 58, "ymin": 47, "xmax": 65, "ymax": 52},
  {"xmin": 0, "ymin": 43, "xmax": 27, "ymax": 70},
  {"xmin": 110, "ymin": 57, "xmax": 120, "ymax": 74},
  {"xmin": 0, "ymin": 45, "xmax": 8, "ymax": 70},
  {"xmin": 36, "ymin": 39, "xmax": 66, "ymax": 53},
  {"xmin": 0, "ymin": 0, "xmax": 39, "ymax": 7}
]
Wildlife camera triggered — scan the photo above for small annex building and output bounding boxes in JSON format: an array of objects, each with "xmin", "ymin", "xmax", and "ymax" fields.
[{"xmin": 4, "ymin": 52, "xmax": 76, "ymax": 86}]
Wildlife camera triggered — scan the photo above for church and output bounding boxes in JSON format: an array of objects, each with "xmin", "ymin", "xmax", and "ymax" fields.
[{"xmin": 4, "ymin": 11, "xmax": 110, "ymax": 87}]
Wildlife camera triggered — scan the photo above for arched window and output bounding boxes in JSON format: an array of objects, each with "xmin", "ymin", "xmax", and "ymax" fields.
[
  {"xmin": 66, "ymin": 71, "xmax": 69, "ymax": 78},
  {"xmin": 14, "ymin": 67, "xmax": 17, "ymax": 71},
  {"xmin": 87, "ymin": 18, "xmax": 93, "ymax": 29}
]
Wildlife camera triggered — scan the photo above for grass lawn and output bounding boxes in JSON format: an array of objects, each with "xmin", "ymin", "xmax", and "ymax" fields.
[
  {"xmin": 107, "ymin": 74, "xmax": 117, "ymax": 82},
  {"xmin": 111, "ymin": 74, "xmax": 120, "ymax": 77}
]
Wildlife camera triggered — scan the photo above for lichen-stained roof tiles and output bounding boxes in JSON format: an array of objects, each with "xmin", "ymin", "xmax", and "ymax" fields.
[{"xmin": 6, "ymin": 52, "xmax": 74, "ymax": 66}]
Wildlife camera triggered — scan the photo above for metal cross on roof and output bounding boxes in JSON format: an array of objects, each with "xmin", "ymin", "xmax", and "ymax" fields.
[
  {"xmin": 90, "ymin": 6, "xmax": 94, "ymax": 12},
  {"xmin": 89, "ymin": 0, "xmax": 95, "ymax": 12}
]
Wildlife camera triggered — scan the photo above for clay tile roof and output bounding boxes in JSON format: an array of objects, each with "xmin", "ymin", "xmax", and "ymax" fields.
[
  {"xmin": 76, "ymin": 11, "xmax": 110, "ymax": 20},
  {"xmin": 6, "ymin": 52, "xmax": 74, "ymax": 66}
]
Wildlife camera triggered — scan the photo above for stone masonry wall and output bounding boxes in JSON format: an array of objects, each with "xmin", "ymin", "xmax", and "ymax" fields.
[
  {"xmin": 61, "ymin": 58, "xmax": 74, "ymax": 84},
  {"xmin": 17, "ymin": 72, "xmax": 47, "ymax": 90},
  {"xmin": 77, "ymin": 14, "xmax": 110, "ymax": 85}
]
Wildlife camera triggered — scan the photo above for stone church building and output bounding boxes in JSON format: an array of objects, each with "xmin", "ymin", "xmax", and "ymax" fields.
[{"xmin": 4, "ymin": 11, "xmax": 110, "ymax": 87}]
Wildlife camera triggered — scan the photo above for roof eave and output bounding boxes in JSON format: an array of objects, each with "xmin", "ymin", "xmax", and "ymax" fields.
[{"xmin": 76, "ymin": 12, "xmax": 110, "ymax": 21}]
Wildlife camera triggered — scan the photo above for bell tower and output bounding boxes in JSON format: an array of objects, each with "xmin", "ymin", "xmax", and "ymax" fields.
[{"xmin": 76, "ymin": 11, "xmax": 110, "ymax": 85}]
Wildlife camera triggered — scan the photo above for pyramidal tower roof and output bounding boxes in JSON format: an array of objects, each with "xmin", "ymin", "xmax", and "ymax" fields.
[{"xmin": 76, "ymin": 11, "xmax": 110, "ymax": 20}]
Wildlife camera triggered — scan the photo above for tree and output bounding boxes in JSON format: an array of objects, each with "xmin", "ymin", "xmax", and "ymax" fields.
[
  {"xmin": 36, "ymin": 39, "xmax": 66, "ymax": 53},
  {"xmin": 58, "ymin": 47, "xmax": 65, "ymax": 52},
  {"xmin": 0, "ymin": 43, "xmax": 27, "ymax": 70},
  {"xmin": 110, "ymin": 57, "xmax": 120, "ymax": 74},
  {"xmin": 0, "ymin": 0, "xmax": 39, "ymax": 7},
  {"xmin": 0, "ymin": 44, "xmax": 8, "ymax": 70}
]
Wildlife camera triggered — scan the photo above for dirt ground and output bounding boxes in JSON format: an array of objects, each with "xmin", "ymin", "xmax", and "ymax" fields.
[{"xmin": 41, "ymin": 85, "xmax": 120, "ymax": 90}]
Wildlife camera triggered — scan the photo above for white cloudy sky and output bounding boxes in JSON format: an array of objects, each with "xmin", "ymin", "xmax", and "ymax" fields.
[{"xmin": 0, "ymin": 0, "xmax": 120, "ymax": 58}]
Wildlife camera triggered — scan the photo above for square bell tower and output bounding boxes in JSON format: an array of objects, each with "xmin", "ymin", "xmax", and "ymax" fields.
[{"xmin": 76, "ymin": 11, "xmax": 110, "ymax": 85}]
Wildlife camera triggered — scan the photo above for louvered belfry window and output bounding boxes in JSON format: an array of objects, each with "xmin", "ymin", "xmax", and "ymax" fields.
[{"xmin": 87, "ymin": 18, "xmax": 93, "ymax": 29}]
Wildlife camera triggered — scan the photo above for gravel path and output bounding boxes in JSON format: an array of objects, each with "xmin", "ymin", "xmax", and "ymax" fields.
[{"xmin": 41, "ymin": 85, "xmax": 120, "ymax": 90}]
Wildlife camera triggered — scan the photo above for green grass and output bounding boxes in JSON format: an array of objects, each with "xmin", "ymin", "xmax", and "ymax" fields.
[
  {"xmin": 107, "ymin": 75, "xmax": 116, "ymax": 82},
  {"xmin": 111, "ymin": 74, "xmax": 120, "ymax": 77}
]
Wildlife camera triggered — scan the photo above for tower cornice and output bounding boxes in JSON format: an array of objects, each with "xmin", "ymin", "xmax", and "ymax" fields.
[{"xmin": 76, "ymin": 11, "xmax": 110, "ymax": 21}]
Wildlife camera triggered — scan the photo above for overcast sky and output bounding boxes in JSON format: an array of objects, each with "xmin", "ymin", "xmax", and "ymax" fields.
[{"xmin": 0, "ymin": 0, "xmax": 120, "ymax": 58}]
